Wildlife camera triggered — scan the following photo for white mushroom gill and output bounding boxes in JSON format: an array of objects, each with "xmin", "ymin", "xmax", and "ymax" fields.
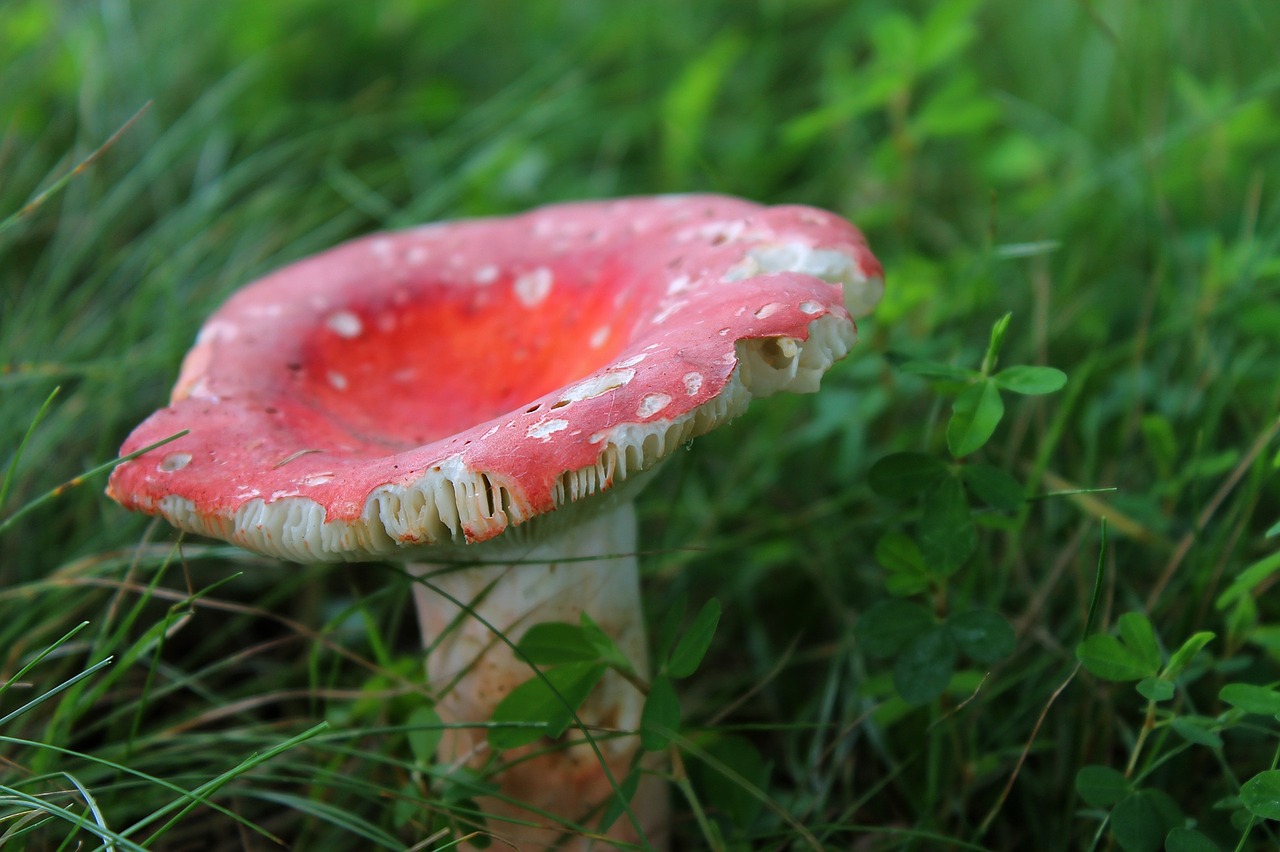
[{"xmin": 735, "ymin": 311, "xmax": 853, "ymax": 396}]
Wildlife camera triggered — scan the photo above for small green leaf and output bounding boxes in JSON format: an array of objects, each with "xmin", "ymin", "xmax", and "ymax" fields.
[
  {"xmin": 1075, "ymin": 764, "xmax": 1131, "ymax": 808},
  {"xmin": 392, "ymin": 780, "xmax": 419, "ymax": 828},
  {"xmin": 1136, "ymin": 677, "xmax": 1175, "ymax": 702},
  {"xmin": 911, "ymin": 74, "xmax": 999, "ymax": 138},
  {"xmin": 1164, "ymin": 632, "xmax": 1214, "ymax": 679},
  {"xmin": 1215, "ymin": 550, "xmax": 1280, "ymax": 610},
  {"xmin": 1241, "ymin": 770, "xmax": 1280, "ymax": 820},
  {"xmin": 947, "ymin": 379, "xmax": 1004, "ymax": 457},
  {"xmin": 579, "ymin": 612, "xmax": 633, "ymax": 672},
  {"xmin": 1118, "ymin": 612, "xmax": 1162, "ymax": 672},
  {"xmin": 1076, "ymin": 634, "xmax": 1158, "ymax": 681},
  {"xmin": 893, "ymin": 627, "xmax": 957, "ymax": 705},
  {"xmin": 516, "ymin": 622, "xmax": 598, "ymax": 664},
  {"xmin": 1219, "ymin": 683, "xmax": 1280, "ymax": 715},
  {"xmin": 992, "ymin": 365, "xmax": 1068, "ymax": 395},
  {"xmin": 690, "ymin": 735, "xmax": 768, "ymax": 829},
  {"xmin": 919, "ymin": 475, "xmax": 976, "ymax": 575},
  {"xmin": 981, "ymin": 312, "xmax": 1012, "ymax": 375},
  {"xmin": 899, "ymin": 359, "xmax": 977, "ymax": 382},
  {"xmin": 488, "ymin": 662, "xmax": 607, "ymax": 750},
  {"xmin": 1111, "ymin": 789, "xmax": 1182, "ymax": 852},
  {"xmin": 868, "ymin": 452, "xmax": 950, "ymax": 499},
  {"xmin": 855, "ymin": 599, "xmax": 935, "ymax": 658},
  {"xmin": 640, "ymin": 674, "xmax": 681, "ymax": 751},
  {"xmin": 666, "ymin": 598, "xmax": 721, "ymax": 678},
  {"xmin": 1165, "ymin": 827, "xmax": 1223, "ymax": 852},
  {"xmin": 1169, "ymin": 716, "xmax": 1223, "ymax": 749},
  {"xmin": 874, "ymin": 532, "xmax": 932, "ymax": 596},
  {"xmin": 655, "ymin": 593, "xmax": 688, "ymax": 664},
  {"xmin": 947, "ymin": 610, "xmax": 1014, "ymax": 664},
  {"xmin": 406, "ymin": 706, "xmax": 443, "ymax": 767},
  {"xmin": 959, "ymin": 464, "xmax": 1025, "ymax": 510}
]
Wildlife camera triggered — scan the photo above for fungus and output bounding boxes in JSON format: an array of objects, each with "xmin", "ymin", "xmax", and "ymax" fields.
[{"xmin": 107, "ymin": 194, "xmax": 883, "ymax": 849}]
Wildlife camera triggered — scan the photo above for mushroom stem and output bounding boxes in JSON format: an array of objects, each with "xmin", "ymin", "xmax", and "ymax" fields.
[{"xmin": 410, "ymin": 502, "xmax": 668, "ymax": 850}]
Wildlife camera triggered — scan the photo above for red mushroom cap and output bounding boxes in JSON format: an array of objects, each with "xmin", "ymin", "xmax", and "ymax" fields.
[{"xmin": 107, "ymin": 195, "xmax": 882, "ymax": 561}]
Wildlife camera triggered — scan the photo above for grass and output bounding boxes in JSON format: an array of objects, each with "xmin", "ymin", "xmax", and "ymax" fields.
[{"xmin": 3, "ymin": 0, "xmax": 1280, "ymax": 848}]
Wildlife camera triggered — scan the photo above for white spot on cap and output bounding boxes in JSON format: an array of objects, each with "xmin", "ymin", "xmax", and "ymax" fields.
[
  {"xmin": 652, "ymin": 300, "xmax": 687, "ymax": 324},
  {"xmin": 616, "ymin": 353, "xmax": 647, "ymax": 368},
  {"xmin": 474, "ymin": 264, "xmax": 500, "ymax": 285},
  {"xmin": 196, "ymin": 321, "xmax": 238, "ymax": 344},
  {"xmin": 392, "ymin": 368, "xmax": 417, "ymax": 383},
  {"xmin": 638, "ymin": 393, "xmax": 672, "ymax": 418},
  {"xmin": 590, "ymin": 326, "xmax": 610, "ymax": 348},
  {"xmin": 755, "ymin": 303, "xmax": 785, "ymax": 319},
  {"xmin": 561, "ymin": 369, "xmax": 635, "ymax": 402},
  {"xmin": 514, "ymin": 268, "xmax": 553, "ymax": 306},
  {"xmin": 799, "ymin": 300, "xmax": 824, "ymax": 315},
  {"xmin": 326, "ymin": 311, "xmax": 363, "ymax": 338},
  {"xmin": 527, "ymin": 419, "xmax": 569, "ymax": 440},
  {"xmin": 186, "ymin": 379, "xmax": 218, "ymax": 402},
  {"xmin": 370, "ymin": 238, "xmax": 395, "ymax": 260},
  {"xmin": 666, "ymin": 274, "xmax": 692, "ymax": 295},
  {"xmin": 328, "ymin": 371, "xmax": 348, "ymax": 390},
  {"xmin": 683, "ymin": 372, "xmax": 703, "ymax": 395},
  {"xmin": 406, "ymin": 246, "xmax": 429, "ymax": 265},
  {"xmin": 158, "ymin": 452, "xmax": 192, "ymax": 472},
  {"xmin": 303, "ymin": 472, "xmax": 336, "ymax": 486}
]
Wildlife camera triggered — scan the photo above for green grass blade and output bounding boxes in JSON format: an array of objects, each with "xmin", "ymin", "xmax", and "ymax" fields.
[
  {"xmin": 0, "ymin": 386, "xmax": 60, "ymax": 510},
  {"xmin": 0, "ymin": 431, "xmax": 187, "ymax": 536},
  {"xmin": 0, "ymin": 656, "xmax": 114, "ymax": 727}
]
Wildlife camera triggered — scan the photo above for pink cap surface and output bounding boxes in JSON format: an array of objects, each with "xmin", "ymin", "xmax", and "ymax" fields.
[{"xmin": 107, "ymin": 194, "xmax": 882, "ymax": 560}]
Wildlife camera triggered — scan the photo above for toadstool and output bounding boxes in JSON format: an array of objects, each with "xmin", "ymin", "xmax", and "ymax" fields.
[{"xmin": 107, "ymin": 194, "xmax": 882, "ymax": 849}]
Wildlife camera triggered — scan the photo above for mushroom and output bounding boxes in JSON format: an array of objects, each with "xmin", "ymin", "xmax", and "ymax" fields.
[{"xmin": 106, "ymin": 194, "xmax": 883, "ymax": 849}]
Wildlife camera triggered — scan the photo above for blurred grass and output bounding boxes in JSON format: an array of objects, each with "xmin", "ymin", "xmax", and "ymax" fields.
[{"xmin": 3, "ymin": 0, "xmax": 1280, "ymax": 848}]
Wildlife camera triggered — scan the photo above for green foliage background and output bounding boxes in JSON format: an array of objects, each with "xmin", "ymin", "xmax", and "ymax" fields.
[{"xmin": 2, "ymin": 0, "xmax": 1279, "ymax": 849}]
